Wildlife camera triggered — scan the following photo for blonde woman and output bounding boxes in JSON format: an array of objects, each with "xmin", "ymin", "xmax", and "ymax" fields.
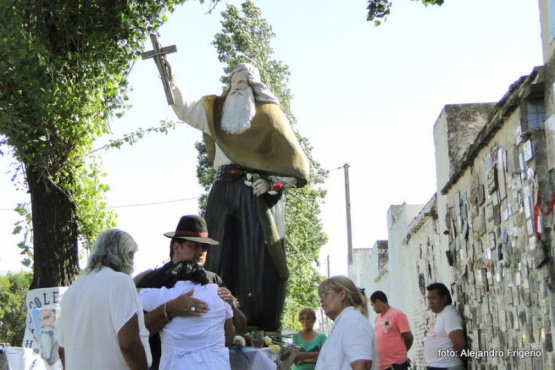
[{"xmin": 315, "ymin": 276, "xmax": 376, "ymax": 370}]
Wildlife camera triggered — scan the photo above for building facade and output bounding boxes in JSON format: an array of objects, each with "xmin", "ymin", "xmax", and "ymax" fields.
[{"xmin": 354, "ymin": 2, "xmax": 555, "ymax": 368}]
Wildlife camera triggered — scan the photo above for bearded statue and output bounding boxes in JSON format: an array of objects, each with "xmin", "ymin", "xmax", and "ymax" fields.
[{"xmin": 166, "ymin": 61, "xmax": 309, "ymax": 330}]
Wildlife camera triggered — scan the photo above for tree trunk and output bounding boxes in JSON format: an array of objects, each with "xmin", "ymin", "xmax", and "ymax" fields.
[{"xmin": 27, "ymin": 169, "xmax": 80, "ymax": 289}]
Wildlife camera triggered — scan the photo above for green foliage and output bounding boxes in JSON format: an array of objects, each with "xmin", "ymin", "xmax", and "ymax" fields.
[
  {"xmin": 201, "ymin": 0, "xmax": 328, "ymax": 331},
  {"xmin": 13, "ymin": 203, "xmax": 33, "ymax": 267},
  {"xmin": 0, "ymin": 271, "xmax": 33, "ymax": 345},
  {"xmin": 0, "ymin": 0, "xmax": 187, "ymax": 284},
  {"xmin": 194, "ymin": 141, "xmax": 216, "ymax": 217},
  {"xmin": 367, "ymin": 0, "xmax": 444, "ymax": 25}
]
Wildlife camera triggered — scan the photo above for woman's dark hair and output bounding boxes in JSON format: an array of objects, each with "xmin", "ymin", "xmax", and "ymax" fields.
[{"xmin": 163, "ymin": 260, "xmax": 209, "ymax": 288}]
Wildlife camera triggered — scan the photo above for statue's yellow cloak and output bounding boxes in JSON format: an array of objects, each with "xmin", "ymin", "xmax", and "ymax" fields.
[{"xmin": 202, "ymin": 95, "xmax": 310, "ymax": 188}]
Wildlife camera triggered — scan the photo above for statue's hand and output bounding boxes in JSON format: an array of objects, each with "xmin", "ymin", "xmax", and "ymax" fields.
[
  {"xmin": 161, "ymin": 56, "xmax": 174, "ymax": 81},
  {"xmin": 252, "ymin": 178, "xmax": 270, "ymax": 197}
]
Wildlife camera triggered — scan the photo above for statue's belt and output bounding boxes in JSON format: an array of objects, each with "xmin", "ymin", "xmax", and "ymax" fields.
[{"xmin": 215, "ymin": 165, "xmax": 246, "ymax": 181}]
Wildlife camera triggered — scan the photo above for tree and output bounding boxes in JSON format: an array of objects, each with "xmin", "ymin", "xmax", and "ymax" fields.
[
  {"xmin": 0, "ymin": 271, "xmax": 33, "ymax": 345},
  {"xmin": 196, "ymin": 0, "xmax": 328, "ymax": 330},
  {"xmin": 367, "ymin": 0, "xmax": 444, "ymax": 25},
  {"xmin": 0, "ymin": 1, "xmax": 188, "ymax": 288}
]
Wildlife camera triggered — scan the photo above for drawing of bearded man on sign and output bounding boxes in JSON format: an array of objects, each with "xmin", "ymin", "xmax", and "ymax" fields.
[{"xmin": 35, "ymin": 308, "xmax": 61, "ymax": 366}]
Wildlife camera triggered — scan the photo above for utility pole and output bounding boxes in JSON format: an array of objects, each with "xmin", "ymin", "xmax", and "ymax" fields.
[
  {"xmin": 344, "ymin": 163, "xmax": 354, "ymax": 279},
  {"xmin": 327, "ymin": 254, "xmax": 330, "ymax": 278}
]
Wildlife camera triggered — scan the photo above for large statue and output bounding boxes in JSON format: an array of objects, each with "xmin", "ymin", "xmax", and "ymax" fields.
[{"xmin": 167, "ymin": 61, "xmax": 309, "ymax": 330}]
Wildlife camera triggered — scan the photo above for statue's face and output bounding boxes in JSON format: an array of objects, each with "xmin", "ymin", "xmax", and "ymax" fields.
[{"xmin": 230, "ymin": 70, "xmax": 248, "ymax": 92}]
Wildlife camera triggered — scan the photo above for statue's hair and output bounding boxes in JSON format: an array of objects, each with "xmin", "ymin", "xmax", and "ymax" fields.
[
  {"xmin": 223, "ymin": 63, "xmax": 280, "ymax": 105},
  {"xmin": 163, "ymin": 260, "xmax": 209, "ymax": 288},
  {"xmin": 319, "ymin": 275, "xmax": 369, "ymax": 319},
  {"xmin": 85, "ymin": 229, "xmax": 137, "ymax": 275}
]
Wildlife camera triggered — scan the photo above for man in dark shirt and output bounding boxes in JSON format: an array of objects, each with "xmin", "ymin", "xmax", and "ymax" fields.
[{"xmin": 135, "ymin": 215, "xmax": 247, "ymax": 370}]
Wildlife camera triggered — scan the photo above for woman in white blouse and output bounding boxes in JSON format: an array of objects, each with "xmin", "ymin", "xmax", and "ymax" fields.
[
  {"xmin": 315, "ymin": 276, "xmax": 377, "ymax": 370},
  {"xmin": 139, "ymin": 261, "xmax": 235, "ymax": 370}
]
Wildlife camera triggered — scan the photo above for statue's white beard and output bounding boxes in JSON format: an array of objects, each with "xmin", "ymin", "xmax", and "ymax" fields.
[{"xmin": 221, "ymin": 87, "xmax": 256, "ymax": 135}]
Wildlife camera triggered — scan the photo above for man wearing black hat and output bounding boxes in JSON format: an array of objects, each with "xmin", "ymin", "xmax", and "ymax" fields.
[{"xmin": 135, "ymin": 215, "xmax": 247, "ymax": 370}]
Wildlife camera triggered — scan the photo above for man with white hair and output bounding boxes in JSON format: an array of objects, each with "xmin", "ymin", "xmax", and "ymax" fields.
[
  {"xmin": 58, "ymin": 229, "xmax": 151, "ymax": 370},
  {"xmin": 167, "ymin": 61, "xmax": 310, "ymax": 330}
]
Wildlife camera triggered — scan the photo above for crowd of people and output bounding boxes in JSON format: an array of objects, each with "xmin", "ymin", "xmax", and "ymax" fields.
[{"xmin": 53, "ymin": 214, "xmax": 467, "ymax": 370}]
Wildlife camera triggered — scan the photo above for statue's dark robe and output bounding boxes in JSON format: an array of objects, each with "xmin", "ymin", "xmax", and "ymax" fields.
[{"xmin": 201, "ymin": 95, "xmax": 309, "ymax": 330}]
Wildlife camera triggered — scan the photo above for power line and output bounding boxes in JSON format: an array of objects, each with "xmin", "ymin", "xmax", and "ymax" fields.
[{"xmin": 108, "ymin": 196, "xmax": 199, "ymax": 209}]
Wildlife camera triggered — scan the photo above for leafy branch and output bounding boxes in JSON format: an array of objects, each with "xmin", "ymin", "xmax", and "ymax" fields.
[{"xmin": 367, "ymin": 0, "xmax": 445, "ymax": 25}]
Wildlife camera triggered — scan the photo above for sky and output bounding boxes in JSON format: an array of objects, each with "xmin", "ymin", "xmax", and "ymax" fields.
[{"xmin": 0, "ymin": 0, "xmax": 543, "ymax": 279}]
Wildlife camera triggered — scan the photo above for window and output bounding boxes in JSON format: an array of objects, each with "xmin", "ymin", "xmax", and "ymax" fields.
[{"xmin": 527, "ymin": 98, "xmax": 546, "ymax": 131}]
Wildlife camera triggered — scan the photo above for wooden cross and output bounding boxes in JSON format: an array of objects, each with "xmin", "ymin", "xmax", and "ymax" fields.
[{"xmin": 141, "ymin": 34, "xmax": 177, "ymax": 105}]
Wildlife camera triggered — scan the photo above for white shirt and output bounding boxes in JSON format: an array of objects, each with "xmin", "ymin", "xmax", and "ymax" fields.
[
  {"xmin": 140, "ymin": 281, "xmax": 233, "ymax": 370},
  {"xmin": 424, "ymin": 305, "xmax": 464, "ymax": 367},
  {"xmin": 316, "ymin": 307, "xmax": 377, "ymax": 370},
  {"xmin": 58, "ymin": 267, "xmax": 151, "ymax": 370}
]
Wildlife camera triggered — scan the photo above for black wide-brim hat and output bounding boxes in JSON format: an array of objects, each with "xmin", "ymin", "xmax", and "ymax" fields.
[{"xmin": 163, "ymin": 215, "xmax": 219, "ymax": 245}]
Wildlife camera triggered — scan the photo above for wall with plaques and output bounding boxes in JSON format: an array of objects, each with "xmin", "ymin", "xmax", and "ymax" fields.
[
  {"xmin": 355, "ymin": 64, "xmax": 554, "ymax": 369},
  {"xmin": 435, "ymin": 66, "xmax": 554, "ymax": 369}
]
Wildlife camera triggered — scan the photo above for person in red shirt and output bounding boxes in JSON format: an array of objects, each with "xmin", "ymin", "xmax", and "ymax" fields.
[{"xmin": 370, "ymin": 291, "xmax": 413, "ymax": 370}]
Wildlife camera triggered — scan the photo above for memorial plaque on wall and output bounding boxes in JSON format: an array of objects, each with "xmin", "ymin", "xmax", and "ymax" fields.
[
  {"xmin": 501, "ymin": 204, "xmax": 509, "ymax": 221},
  {"xmin": 515, "ymin": 123, "xmax": 523, "ymax": 145},
  {"xmin": 445, "ymin": 208, "xmax": 452, "ymax": 237},
  {"xmin": 486, "ymin": 202, "xmax": 494, "ymax": 222},
  {"xmin": 529, "ymin": 236, "xmax": 537, "ymax": 251},
  {"xmin": 470, "ymin": 181, "xmax": 480, "ymax": 214},
  {"xmin": 477, "ymin": 185, "xmax": 485, "ymax": 207},
  {"xmin": 497, "ymin": 149, "xmax": 508, "ymax": 200},
  {"xmin": 523, "ymin": 140, "xmax": 534, "ymax": 162},
  {"xmin": 501, "ymin": 227, "xmax": 509, "ymax": 244},
  {"xmin": 505, "ymin": 268, "xmax": 513, "ymax": 287},
  {"xmin": 461, "ymin": 201, "xmax": 468, "ymax": 220},
  {"xmin": 516, "ymin": 189, "xmax": 524, "ymax": 212},
  {"xmin": 523, "ymin": 186, "xmax": 533, "ymax": 219},
  {"xmin": 510, "ymin": 174, "xmax": 523, "ymax": 193},
  {"xmin": 487, "ymin": 167, "xmax": 498, "ymax": 194},
  {"xmin": 462, "ymin": 222, "xmax": 469, "ymax": 240},
  {"xmin": 519, "ymin": 152, "xmax": 527, "ymax": 180},
  {"xmin": 487, "ymin": 232, "xmax": 496, "ymax": 250},
  {"xmin": 493, "ymin": 204, "xmax": 501, "ymax": 226},
  {"xmin": 473, "ymin": 213, "xmax": 486, "ymax": 236},
  {"xmin": 532, "ymin": 247, "xmax": 547, "ymax": 269},
  {"xmin": 527, "ymin": 219, "xmax": 534, "ymax": 235}
]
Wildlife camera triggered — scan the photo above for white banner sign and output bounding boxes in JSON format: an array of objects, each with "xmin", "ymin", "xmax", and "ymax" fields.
[{"xmin": 18, "ymin": 287, "xmax": 67, "ymax": 370}]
